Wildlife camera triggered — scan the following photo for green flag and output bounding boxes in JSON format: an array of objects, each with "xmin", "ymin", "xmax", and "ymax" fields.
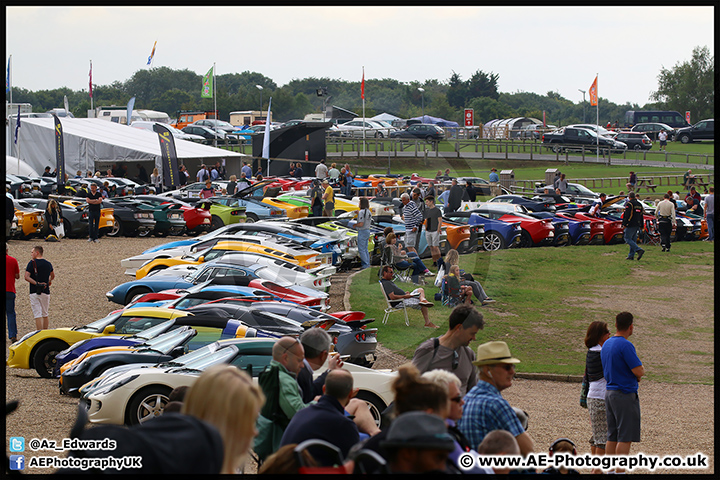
[{"xmin": 201, "ymin": 66, "xmax": 214, "ymax": 98}]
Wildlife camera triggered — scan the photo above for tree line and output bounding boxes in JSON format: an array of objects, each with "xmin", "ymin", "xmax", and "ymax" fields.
[{"xmin": 8, "ymin": 46, "xmax": 712, "ymax": 127}]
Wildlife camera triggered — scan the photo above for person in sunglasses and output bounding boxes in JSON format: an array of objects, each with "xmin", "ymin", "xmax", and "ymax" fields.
[
  {"xmin": 457, "ymin": 341, "xmax": 535, "ymax": 456},
  {"xmin": 411, "ymin": 305, "xmax": 485, "ymax": 395}
]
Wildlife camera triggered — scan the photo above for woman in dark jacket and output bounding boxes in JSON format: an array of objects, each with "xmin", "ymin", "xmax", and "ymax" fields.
[{"xmin": 44, "ymin": 199, "xmax": 62, "ymax": 239}]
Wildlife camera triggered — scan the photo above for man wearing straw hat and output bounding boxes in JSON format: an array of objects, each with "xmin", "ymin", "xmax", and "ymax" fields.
[{"xmin": 457, "ymin": 341, "xmax": 534, "ymax": 455}]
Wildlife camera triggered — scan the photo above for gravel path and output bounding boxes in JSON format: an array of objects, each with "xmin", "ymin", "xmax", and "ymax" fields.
[{"xmin": 5, "ymin": 237, "xmax": 714, "ymax": 474}]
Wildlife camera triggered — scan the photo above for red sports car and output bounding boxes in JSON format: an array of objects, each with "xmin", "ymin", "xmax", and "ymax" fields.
[
  {"xmin": 134, "ymin": 195, "xmax": 212, "ymax": 234},
  {"xmin": 473, "ymin": 203, "xmax": 555, "ymax": 247}
]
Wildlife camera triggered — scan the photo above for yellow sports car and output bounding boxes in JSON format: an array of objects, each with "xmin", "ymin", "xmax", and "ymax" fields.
[
  {"xmin": 261, "ymin": 197, "xmax": 308, "ymax": 219},
  {"xmin": 6, "ymin": 307, "xmax": 191, "ymax": 378},
  {"xmin": 13, "ymin": 202, "xmax": 45, "ymax": 239},
  {"xmin": 135, "ymin": 239, "xmax": 323, "ymax": 279}
]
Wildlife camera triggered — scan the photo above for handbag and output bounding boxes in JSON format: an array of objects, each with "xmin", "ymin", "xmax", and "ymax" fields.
[
  {"xmin": 54, "ymin": 222, "xmax": 65, "ymax": 238},
  {"xmin": 434, "ymin": 265, "xmax": 446, "ymax": 287},
  {"xmin": 580, "ymin": 368, "xmax": 589, "ymax": 409}
]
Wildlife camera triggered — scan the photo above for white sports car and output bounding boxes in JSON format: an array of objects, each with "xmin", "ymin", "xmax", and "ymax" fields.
[{"xmin": 81, "ymin": 337, "xmax": 396, "ymax": 427}]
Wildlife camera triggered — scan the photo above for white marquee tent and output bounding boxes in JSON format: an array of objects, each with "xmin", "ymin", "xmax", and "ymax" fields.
[{"xmin": 7, "ymin": 117, "xmax": 245, "ymax": 177}]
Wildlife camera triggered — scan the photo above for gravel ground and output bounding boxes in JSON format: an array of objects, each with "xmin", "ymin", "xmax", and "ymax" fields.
[{"xmin": 5, "ymin": 236, "xmax": 714, "ymax": 474}]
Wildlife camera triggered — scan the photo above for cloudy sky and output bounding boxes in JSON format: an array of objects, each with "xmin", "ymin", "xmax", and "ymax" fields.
[{"xmin": 6, "ymin": 6, "xmax": 714, "ymax": 107}]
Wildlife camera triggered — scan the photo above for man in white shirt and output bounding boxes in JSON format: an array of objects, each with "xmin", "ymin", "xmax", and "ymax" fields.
[{"xmin": 315, "ymin": 159, "xmax": 328, "ymax": 179}]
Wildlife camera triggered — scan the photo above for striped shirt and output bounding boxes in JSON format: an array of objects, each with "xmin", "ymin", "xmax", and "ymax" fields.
[
  {"xmin": 403, "ymin": 200, "xmax": 424, "ymax": 229},
  {"xmin": 458, "ymin": 380, "xmax": 524, "ymax": 450}
]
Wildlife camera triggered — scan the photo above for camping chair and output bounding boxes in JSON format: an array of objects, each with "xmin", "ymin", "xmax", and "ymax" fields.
[
  {"xmin": 641, "ymin": 218, "xmax": 661, "ymax": 246},
  {"xmin": 379, "ymin": 281, "xmax": 409, "ymax": 327},
  {"xmin": 439, "ymin": 275, "xmax": 471, "ymax": 307},
  {"xmin": 294, "ymin": 439, "xmax": 349, "ymax": 474},
  {"xmin": 380, "ymin": 245, "xmax": 413, "ymax": 284}
]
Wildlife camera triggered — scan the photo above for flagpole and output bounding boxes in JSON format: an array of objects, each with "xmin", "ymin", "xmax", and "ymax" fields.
[
  {"xmin": 89, "ymin": 60, "xmax": 94, "ymax": 112},
  {"xmin": 362, "ymin": 66, "xmax": 366, "ymax": 155},
  {"xmin": 8, "ymin": 54, "xmax": 12, "ymax": 105},
  {"xmin": 213, "ymin": 62, "xmax": 217, "ymax": 148},
  {"xmin": 596, "ymin": 73, "xmax": 599, "ymax": 163}
]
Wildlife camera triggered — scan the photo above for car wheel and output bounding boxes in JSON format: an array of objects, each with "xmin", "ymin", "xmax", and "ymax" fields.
[
  {"xmin": 519, "ymin": 230, "xmax": 533, "ymax": 248},
  {"xmin": 483, "ymin": 231, "xmax": 505, "ymax": 251},
  {"xmin": 33, "ymin": 340, "xmax": 69, "ymax": 378},
  {"xmin": 244, "ymin": 213, "xmax": 259, "ymax": 223},
  {"xmin": 355, "ymin": 390, "xmax": 387, "ymax": 430},
  {"xmin": 633, "ymin": 144, "xmax": 643, "ymax": 151},
  {"xmin": 138, "ymin": 228, "xmax": 151, "ymax": 238},
  {"xmin": 425, "ymin": 136, "xmax": 435, "ymax": 143},
  {"xmin": 552, "ymin": 144, "xmax": 563, "ymax": 154},
  {"xmin": 125, "ymin": 386, "xmax": 172, "ymax": 426},
  {"xmin": 211, "ymin": 215, "xmax": 225, "ymax": 229},
  {"xmin": 679, "ymin": 134, "xmax": 691, "ymax": 144},
  {"xmin": 126, "ymin": 287, "xmax": 152, "ymax": 305},
  {"xmin": 106, "ymin": 219, "xmax": 122, "ymax": 237}
]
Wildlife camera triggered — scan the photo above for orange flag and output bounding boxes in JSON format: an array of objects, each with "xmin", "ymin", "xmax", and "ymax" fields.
[{"xmin": 589, "ymin": 76, "xmax": 598, "ymax": 106}]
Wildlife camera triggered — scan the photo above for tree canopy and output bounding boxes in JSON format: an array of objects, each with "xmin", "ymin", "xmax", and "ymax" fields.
[{"xmin": 9, "ymin": 47, "xmax": 710, "ymax": 127}]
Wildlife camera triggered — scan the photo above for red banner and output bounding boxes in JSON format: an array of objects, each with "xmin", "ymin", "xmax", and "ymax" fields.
[{"xmin": 589, "ymin": 76, "xmax": 598, "ymax": 106}]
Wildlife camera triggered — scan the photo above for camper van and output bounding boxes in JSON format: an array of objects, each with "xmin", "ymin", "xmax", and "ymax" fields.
[
  {"xmin": 229, "ymin": 110, "xmax": 269, "ymax": 127},
  {"xmin": 92, "ymin": 107, "xmax": 170, "ymax": 125},
  {"xmin": 624, "ymin": 110, "xmax": 690, "ymax": 129}
]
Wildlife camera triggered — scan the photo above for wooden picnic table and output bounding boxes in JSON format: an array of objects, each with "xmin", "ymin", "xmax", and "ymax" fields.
[{"xmin": 635, "ymin": 177, "xmax": 658, "ymax": 193}]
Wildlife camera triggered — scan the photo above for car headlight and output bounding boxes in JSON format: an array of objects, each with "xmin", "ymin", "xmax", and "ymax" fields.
[{"xmin": 92, "ymin": 374, "xmax": 139, "ymax": 396}]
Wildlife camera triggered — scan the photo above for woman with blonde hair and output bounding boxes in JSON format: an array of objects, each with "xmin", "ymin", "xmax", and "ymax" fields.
[
  {"xmin": 44, "ymin": 199, "xmax": 63, "ymax": 240},
  {"xmin": 150, "ymin": 167, "xmax": 162, "ymax": 192},
  {"xmin": 182, "ymin": 365, "xmax": 266, "ymax": 474},
  {"xmin": 442, "ymin": 249, "xmax": 496, "ymax": 305}
]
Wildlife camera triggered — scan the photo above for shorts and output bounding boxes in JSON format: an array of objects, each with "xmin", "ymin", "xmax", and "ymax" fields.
[
  {"xmin": 605, "ymin": 390, "xmax": 641, "ymax": 443},
  {"xmin": 405, "ymin": 229, "xmax": 419, "ymax": 248},
  {"xmin": 587, "ymin": 397, "xmax": 607, "ymax": 449},
  {"xmin": 29, "ymin": 293, "xmax": 50, "ymax": 318},
  {"xmin": 402, "ymin": 289, "xmax": 424, "ymax": 310},
  {"xmin": 425, "ymin": 230, "xmax": 440, "ymax": 247}
]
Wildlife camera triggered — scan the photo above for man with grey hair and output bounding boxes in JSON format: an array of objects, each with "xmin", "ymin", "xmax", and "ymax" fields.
[{"xmin": 280, "ymin": 369, "xmax": 360, "ymax": 465}]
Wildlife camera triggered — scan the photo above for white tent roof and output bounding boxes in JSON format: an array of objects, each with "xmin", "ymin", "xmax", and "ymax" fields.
[
  {"xmin": 371, "ymin": 112, "xmax": 401, "ymax": 122},
  {"xmin": 6, "ymin": 155, "xmax": 39, "ymax": 176},
  {"xmin": 7, "ymin": 117, "xmax": 244, "ymax": 176}
]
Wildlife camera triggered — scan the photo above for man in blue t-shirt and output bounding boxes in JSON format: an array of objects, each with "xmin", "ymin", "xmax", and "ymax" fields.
[{"xmin": 601, "ymin": 311, "xmax": 644, "ymax": 473}]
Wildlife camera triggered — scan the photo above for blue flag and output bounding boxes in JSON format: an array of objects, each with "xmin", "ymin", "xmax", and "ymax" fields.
[{"xmin": 14, "ymin": 104, "xmax": 20, "ymax": 144}]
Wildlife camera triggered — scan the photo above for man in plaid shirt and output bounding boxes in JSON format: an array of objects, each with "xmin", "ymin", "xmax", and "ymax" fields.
[
  {"xmin": 458, "ymin": 341, "xmax": 534, "ymax": 455},
  {"xmin": 401, "ymin": 192, "xmax": 424, "ymax": 254}
]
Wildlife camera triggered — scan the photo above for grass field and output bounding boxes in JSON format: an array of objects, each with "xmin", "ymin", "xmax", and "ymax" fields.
[{"xmin": 349, "ymin": 240, "xmax": 714, "ymax": 385}]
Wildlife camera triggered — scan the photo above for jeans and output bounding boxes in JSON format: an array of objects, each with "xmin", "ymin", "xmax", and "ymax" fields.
[
  {"xmin": 707, "ymin": 214, "xmax": 714, "ymax": 241},
  {"xmin": 396, "ymin": 252, "xmax": 428, "ymax": 280},
  {"xmin": 88, "ymin": 210, "xmax": 100, "ymax": 240},
  {"xmin": 6, "ymin": 291, "xmax": 17, "ymax": 339},
  {"xmin": 624, "ymin": 226, "xmax": 642, "ymax": 259},
  {"xmin": 357, "ymin": 229, "xmax": 371, "ymax": 269}
]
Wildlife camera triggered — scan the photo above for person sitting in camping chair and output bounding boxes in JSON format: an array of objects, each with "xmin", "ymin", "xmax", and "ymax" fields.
[{"xmin": 444, "ymin": 265, "xmax": 473, "ymax": 307}]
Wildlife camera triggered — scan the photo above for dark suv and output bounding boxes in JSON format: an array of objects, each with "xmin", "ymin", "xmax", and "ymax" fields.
[
  {"xmin": 675, "ymin": 119, "xmax": 714, "ymax": 144},
  {"xmin": 630, "ymin": 122, "xmax": 676, "ymax": 141},
  {"xmin": 614, "ymin": 132, "xmax": 653, "ymax": 151},
  {"xmin": 390, "ymin": 124, "xmax": 445, "ymax": 142}
]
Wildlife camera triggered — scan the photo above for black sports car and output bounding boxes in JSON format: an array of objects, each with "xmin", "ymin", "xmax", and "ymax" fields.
[
  {"xmin": 20, "ymin": 198, "xmax": 89, "ymax": 238},
  {"xmin": 102, "ymin": 199, "xmax": 156, "ymax": 237}
]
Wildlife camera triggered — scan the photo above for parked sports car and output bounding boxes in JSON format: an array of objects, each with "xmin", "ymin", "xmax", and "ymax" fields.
[
  {"xmin": 101, "ymin": 199, "xmax": 156, "ymax": 237},
  {"xmin": 488, "ymin": 194, "xmax": 557, "ymax": 213},
  {"xmin": 556, "ymin": 208, "xmax": 624, "ymax": 244},
  {"xmin": 133, "ymin": 195, "xmax": 212, "ymax": 234},
  {"xmin": 82, "ymin": 339, "xmax": 395, "ymax": 427},
  {"xmin": 443, "ymin": 211, "xmax": 522, "ymax": 251},
  {"xmin": 108, "ymin": 197, "xmax": 185, "ymax": 237},
  {"xmin": 554, "ymin": 211, "xmax": 606, "ymax": 245},
  {"xmin": 12, "ymin": 198, "xmax": 45, "ymax": 239},
  {"xmin": 60, "ymin": 320, "xmax": 280, "ymax": 397},
  {"xmin": 529, "ymin": 211, "xmax": 591, "ymax": 245},
  {"xmin": 6, "ymin": 307, "xmax": 192, "ymax": 378},
  {"xmin": 466, "ymin": 204, "xmax": 555, "ymax": 248},
  {"xmin": 20, "ymin": 198, "xmax": 88, "ymax": 238}
]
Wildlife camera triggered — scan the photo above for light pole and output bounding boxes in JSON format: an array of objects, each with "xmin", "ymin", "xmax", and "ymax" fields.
[
  {"xmin": 417, "ymin": 87, "xmax": 425, "ymax": 119},
  {"xmin": 578, "ymin": 88, "xmax": 586, "ymax": 123},
  {"xmin": 256, "ymin": 85, "xmax": 263, "ymax": 118}
]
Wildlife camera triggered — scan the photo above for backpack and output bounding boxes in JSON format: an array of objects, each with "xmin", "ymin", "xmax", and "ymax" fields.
[{"xmin": 258, "ymin": 364, "xmax": 291, "ymax": 430}]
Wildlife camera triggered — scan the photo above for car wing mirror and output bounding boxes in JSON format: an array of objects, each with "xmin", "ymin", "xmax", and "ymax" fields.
[{"xmin": 102, "ymin": 325, "xmax": 116, "ymax": 334}]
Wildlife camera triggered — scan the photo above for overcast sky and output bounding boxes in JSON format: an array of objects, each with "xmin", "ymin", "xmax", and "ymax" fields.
[{"xmin": 6, "ymin": 6, "xmax": 714, "ymax": 107}]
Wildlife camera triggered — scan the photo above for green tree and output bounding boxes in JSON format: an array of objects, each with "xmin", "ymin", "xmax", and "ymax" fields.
[{"xmin": 650, "ymin": 45, "xmax": 714, "ymax": 121}]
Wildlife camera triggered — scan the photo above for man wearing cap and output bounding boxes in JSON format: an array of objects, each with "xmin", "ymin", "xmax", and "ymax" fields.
[
  {"xmin": 621, "ymin": 192, "xmax": 645, "ymax": 261},
  {"xmin": 458, "ymin": 341, "xmax": 534, "ymax": 456},
  {"xmin": 601, "ymin": 312, "xmax": 644, "ymax": 474},
  {"xmin": 322, "ymin": 179, "xmax": 334, "ymax": 217},
  {"xmin": 412, "ymin": 305, "xmax": 485, "ymax": 395},
  {"xmin": 381, "ymin": 411, "xmax": 456, "ymax": 473}
]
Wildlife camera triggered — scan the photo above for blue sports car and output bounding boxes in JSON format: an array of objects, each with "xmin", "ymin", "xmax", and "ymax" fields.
[
  {"xmin": 443, "ymin": 211, "xmax": 522, "ymax": 251},
  {"xmin": 529, "ymin": 211, "xmax": 591, "ymax": 246}
]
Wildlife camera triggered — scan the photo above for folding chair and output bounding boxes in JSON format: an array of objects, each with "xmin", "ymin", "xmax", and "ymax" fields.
[
  {"xmin": 379, "ymin": 280, "xmax": 410, "ymax": 327},
  {"xmin": 380, "ymin": 245, "xmax": 413, "ymax": 284},
  {"xmin": 294, "ymin": 439, "xmax": 349, "ymax": 474}
]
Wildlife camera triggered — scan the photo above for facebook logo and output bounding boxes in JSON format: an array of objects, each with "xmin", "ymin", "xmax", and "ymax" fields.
[
  {"xmin": 10, "ymin": 436, "xmax": 25, "ymax": 452},
  {"xmin": 9, "ymin": 455, "xmax": 25, "ymax": 470}
]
